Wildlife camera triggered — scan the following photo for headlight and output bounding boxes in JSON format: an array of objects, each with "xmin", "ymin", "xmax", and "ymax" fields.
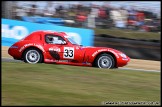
[{"xmin": 119, "ymin": 53, "xmax": 127, "ymax": 58}]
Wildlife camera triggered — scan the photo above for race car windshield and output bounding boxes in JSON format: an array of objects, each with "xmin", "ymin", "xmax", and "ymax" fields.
[{"xmin": 67, "ymin": 37, "xmax": 79, "ymax": 45}]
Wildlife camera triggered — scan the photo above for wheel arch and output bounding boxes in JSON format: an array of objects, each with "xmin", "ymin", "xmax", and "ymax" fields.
[
  {"xmin": 92, "ymin": 51, "xmax": 117, "ymax": 68},
  {"xmin": 22, "ymin": 46, "xmax": 44, "ymax": 62}
]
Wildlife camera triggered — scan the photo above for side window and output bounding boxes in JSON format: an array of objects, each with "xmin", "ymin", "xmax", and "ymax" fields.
[{"xmin": 45, "ymin": 34, "xmax": 66, "ymax": 44}]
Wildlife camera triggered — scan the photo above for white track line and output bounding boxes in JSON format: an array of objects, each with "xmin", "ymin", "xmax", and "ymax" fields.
[
  {"xmin": 119, "ymin": 67, "xmax": 160, "ymax": 72},
  {"xmin": 2, "ymin": 57, "xmax": 13, "ymax": 59},
  {"xmin": 2, "ymin": 57, "xmax": 160, "ymax": 72}
]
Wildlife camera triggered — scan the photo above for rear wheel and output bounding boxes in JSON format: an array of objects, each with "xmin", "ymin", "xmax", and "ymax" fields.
[
  {"xmin": 95, "ymin": 54, "xmax": 115, "ymax": 69},
  {"xmin": 23, "ymin": 48, "xmax": 43, "ymax": 64}
]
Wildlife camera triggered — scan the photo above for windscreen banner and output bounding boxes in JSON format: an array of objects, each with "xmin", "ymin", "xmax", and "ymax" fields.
[{"xmin": 2, "ymin": 18, "xmax": 94, "ymax": 46}]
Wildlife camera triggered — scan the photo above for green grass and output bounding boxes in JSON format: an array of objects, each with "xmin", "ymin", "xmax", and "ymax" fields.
[
  {"xmin": 2, "ymin": 62, "xmax": 160, "ymax": 106},
  {"xmin": 94, "ymin": 28, "xmax": 160, "ymax": 40}
]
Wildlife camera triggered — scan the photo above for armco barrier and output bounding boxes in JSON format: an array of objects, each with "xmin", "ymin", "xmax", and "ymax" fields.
[
  {"xmin": 2, "ymin": 18, "xmax": 94, "ymax": 46},
  {"xmin": 94, "ymin": 35, "xmax": 161, "ymax": 61}
]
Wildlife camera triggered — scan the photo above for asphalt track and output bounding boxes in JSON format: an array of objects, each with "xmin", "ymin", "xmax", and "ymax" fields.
[{"xmin": 2, "ymin": 57, "xmax": 160, "ymax": 72}]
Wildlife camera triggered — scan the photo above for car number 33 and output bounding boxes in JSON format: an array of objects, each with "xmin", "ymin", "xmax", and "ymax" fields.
[
  {"xmin": 8, "ymin": 31, "xmax": 130, "ymax": 69},
  {"xmin": 63, "ymin": 47, "xmax": 74, "ymax": 59}
]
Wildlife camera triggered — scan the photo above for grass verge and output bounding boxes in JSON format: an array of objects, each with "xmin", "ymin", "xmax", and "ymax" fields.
[{"xmin": 2, "ymin": 62, "xmax": 160, "ymax": 106}]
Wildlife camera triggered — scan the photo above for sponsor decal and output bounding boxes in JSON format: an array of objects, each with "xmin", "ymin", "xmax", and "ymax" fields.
[
  {"xmin": 48, "ymin": 46, "xmax": 61, "ymax": 60},
  {"xmin": 19, "ymin": 43, "xmax": 45, "ymax": 52},
  {"xmin": 2, "ymin": 19, "xmax": 94, "ymax": 47},
  {"xmin": 92, "ymin": 49, "xmax": 119, "ymax": 58},
  {"xmin": 98, "ymin": 49, "xmax": 107, "ymax": 52},
  {"xmin": 108, "ymin": 49, "xmax": 119, "ymax": 58},
  {"xmin": 2, "ymin": 24, "xmax": 82, "ymax": 44},
  {"xmin": 34, "ymin": 44, "xmax": 45, "ymax": 52},
  {"xmin": 58, "ymin": 60, "xmax": 69, "ymax": 62},
  {"xmin": 92, "ymin": 51, "xmax": 98, "ymax": 57},
  {"xmin": 2, "ymin": 24, "xmax": 82, "ymax": 45},
  {"xmin": 45, "ymin": 59, "xmax": 68, "ymax": 62},
  {"xmin": 2, "ymin": 24, "xmax": 29, "ymax": 40},
  {"xmin": 92, "ymin": 49, "xmax": 107, "ymax": 57},
  {"xmin": 45, "ymin": 59, "xmax": 59, "ymax": 62},
  {"xmin": 49, "ymin": 47, "xmax": 60, "ymax": 52},
  {"xmin": 19, "ymin": 43, "xmax": 33, "ymax": 52}
]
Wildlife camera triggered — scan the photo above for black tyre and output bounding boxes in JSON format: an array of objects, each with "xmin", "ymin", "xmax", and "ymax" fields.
[
  {"xmin": 95, "ymin": 54, "xmax": 115, "ymax": 69},
  {"xmin": 23, "ymin": 48, "xmax": 43, "ymax": 64}
]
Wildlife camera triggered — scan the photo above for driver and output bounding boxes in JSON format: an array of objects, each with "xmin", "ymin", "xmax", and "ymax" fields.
[{"xmin": 52, "ymin": 37, "xmax": 58, "ymax": 44}]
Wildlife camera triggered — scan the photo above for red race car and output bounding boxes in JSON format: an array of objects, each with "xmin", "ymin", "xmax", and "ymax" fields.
[{"xmin": 8, "ymin": 30, "xmax": 130, "ymax": 69}]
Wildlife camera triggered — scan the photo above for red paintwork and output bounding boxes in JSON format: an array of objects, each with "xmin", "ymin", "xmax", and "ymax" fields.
[{"xmin": 8, "ymin": 30, "xmax": 130, "ymax": 67}]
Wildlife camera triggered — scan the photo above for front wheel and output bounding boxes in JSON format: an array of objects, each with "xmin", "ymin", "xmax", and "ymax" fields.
[
  {"xmin": 95, "ymin": 54, "xmax": 115, "ymax": 69},
  {"xmin": 23, "ymin": 48, "xmax": 43, "ymax": 64}
]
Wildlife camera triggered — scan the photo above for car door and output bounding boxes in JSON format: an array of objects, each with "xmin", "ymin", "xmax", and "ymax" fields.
[
  {"xmin": 43, "ymin": 33, "xmax": 86, "ymax": 63},
  {"xmin": 43, "ymin": 34, "xmax": 66, "ymax": 60}
]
